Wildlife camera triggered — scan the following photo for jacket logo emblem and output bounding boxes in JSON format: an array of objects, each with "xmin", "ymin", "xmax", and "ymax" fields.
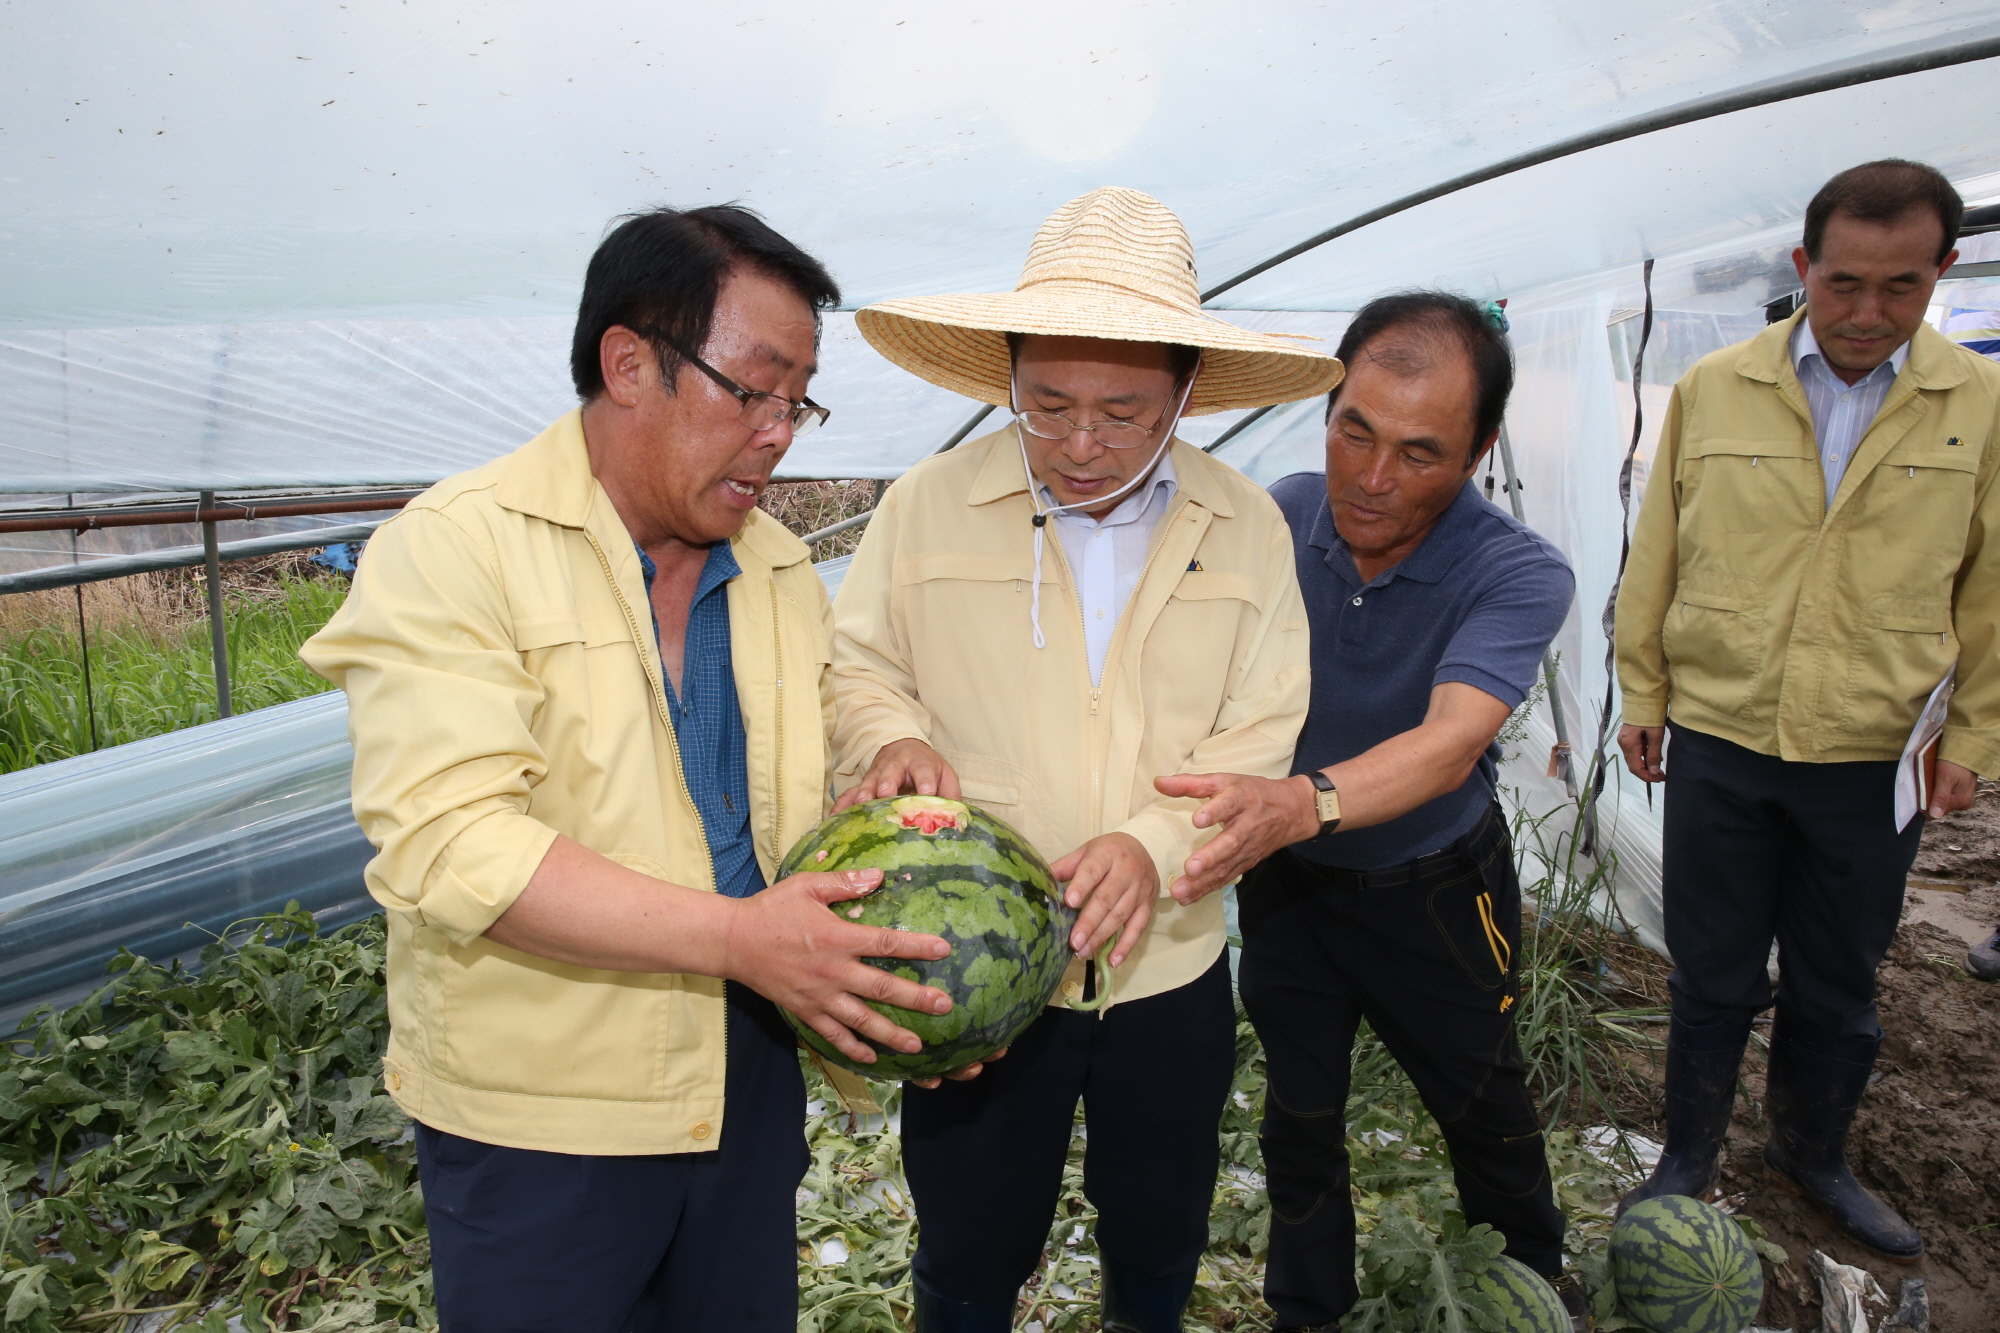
[
  {"xmin": 1186, "ymin": 559, "xmax": 1204, "ymax": 572},
  {"xmin": 1947, "ymin": 436, "xmax": 1962, "ymax": 446}
]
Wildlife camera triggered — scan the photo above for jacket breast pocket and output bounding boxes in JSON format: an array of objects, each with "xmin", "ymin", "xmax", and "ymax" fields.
[
  {"xmin": 1847, "ymin": 448, "xmax": 1980, "ymax": 593},
  {"xmin": 1146, "ymin": 571, "xmax": 1265, "ymax": 718},
  {"xmin": 1660, "ymin": 586, "xmax": 1764, "ymax": 718},
  {"xmin": 514, "ymin": 611, "xmax": 633, "ymax": 653},
  {"xmin": 1679, "ymin": 437, "xmax": 1821, "ymax": 535}
]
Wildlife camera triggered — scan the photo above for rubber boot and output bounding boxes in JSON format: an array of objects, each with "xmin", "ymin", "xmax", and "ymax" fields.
[
  {"xmin": 912, "ymin": 1274, "xmax": 1015, "ymax": 1333},
  {"xmin": 1968, "ymin": 928, "xmax": 2000, "ymax": 982},
  {"xmin": 1617, "ymin": 1014, "xmax": 1751, "ymax": 1214},
  {"xmin": 1101, "ymin": 1259, "xmax": 1198, "ymax": 1333},
  {"xmin": 1762, "ymin": 1013, "xmax": 1924, "ymax": 1262}
]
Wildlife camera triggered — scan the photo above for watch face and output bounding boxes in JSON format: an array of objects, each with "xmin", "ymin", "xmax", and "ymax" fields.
[{"xmin": 1318, "ymin": 789, "xmax": 1341, "ymax": 824}]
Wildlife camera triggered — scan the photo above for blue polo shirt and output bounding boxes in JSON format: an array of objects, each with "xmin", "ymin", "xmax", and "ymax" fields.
[
  {"xmin": 1270, "ymin": 475, "xmax": 1574, "ymax": 870},
  {"xmin": 636, "ymin": 543, "xmax": 765, "ymax": 899}
]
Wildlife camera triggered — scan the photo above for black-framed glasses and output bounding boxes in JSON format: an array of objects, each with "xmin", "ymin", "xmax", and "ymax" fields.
[{"xmin": 656, "ymin": 335, "xmax": 830, "ymax": 437}]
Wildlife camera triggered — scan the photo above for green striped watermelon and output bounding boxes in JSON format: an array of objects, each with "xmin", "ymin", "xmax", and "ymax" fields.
[
  {"xmin": 1609, "ymin": 1195, "xmax": 1763, "ymax": 1333},
  {"xmin": 778, "ymin": 795, "xmax": 1076, "ymax": 1081},
  {"xmin": 1468, "ymin": 1255, "xmax": 1569, "ymax": 1333}
]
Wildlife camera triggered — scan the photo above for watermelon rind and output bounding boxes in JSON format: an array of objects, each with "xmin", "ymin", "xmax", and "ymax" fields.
[
  {"xmin": 1468, "ymin": 1254, "xmax": 1569, "ymax": 1333},
  {"xmin": 1609, "ymin": 1194, "xmax": 1764, "ymax": 1333},
  {"xmin": 777, "ymin": 795, "xmax": 1076, "ymax": 1081}
]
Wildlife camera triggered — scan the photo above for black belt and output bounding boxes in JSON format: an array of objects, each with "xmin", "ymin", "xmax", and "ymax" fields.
[{"xmin": 1285, "ymin": 801, "xmax": 1503, "ymax": 892}]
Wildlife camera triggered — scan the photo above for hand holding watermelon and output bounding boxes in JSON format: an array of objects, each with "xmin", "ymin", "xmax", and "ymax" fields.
[
  {"xmin": 726, "ymin": 866, "xmax": 957, "ymax": 1066},
  {"xmin": 1050, "ymin": 831, "xmax": 1158, "ymax": 969},
  {"xmin": 774, "ymin": 795, "xmax": 1084, "ymax": 1081},
  {"xmin": 831, "ymin": 737, "xmax": 963, "ymax": 813}
]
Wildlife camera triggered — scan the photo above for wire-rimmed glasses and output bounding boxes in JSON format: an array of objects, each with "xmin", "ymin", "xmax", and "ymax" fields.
[{"xmin": 656, "ymin": 335, "xmax": 830, "ymax": 437}]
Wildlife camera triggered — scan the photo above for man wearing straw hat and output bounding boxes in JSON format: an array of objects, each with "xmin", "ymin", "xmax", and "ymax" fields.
[{"xmin": 833, "ymin": 187, "xmax": 1340, "ymax": 1332}]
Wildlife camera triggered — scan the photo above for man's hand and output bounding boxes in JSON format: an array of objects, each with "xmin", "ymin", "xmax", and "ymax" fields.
[
  {"xmin": 909, "ymin": 1046, "xmax": 1008, "ymax": 1091},
  {"xmin": 1929, "ymin": 759, "xmax": 1978, "ymax": 820},
  {"xmin": 1154, "ymin": 772, "xmax": 1318, "ymax": 905},
  {"xmin": 832, "ymin": 738, "xmax": 962, "ymax": 814},
  {"xmin": 1618, "ymin": 724, "xmax": 1667, "ymax": 783},
  {"xmin": 1048, "ymin": 832, "xmax": 1157, "ymax": 969},
  {"xmin": 726, "ymin": 868, "xmax": 955, "ymax": 1067}
]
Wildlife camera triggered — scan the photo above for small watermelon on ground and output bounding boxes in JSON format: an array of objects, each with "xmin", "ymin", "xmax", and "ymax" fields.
[
  {"xmin": 778, "ymin": 795, "xmax": 1075, "ymax": 1081},
  {"xmin": 1468, "ymin": 1254, "xmax": 1569, "ymax": 1333},
  {"xmin": 1609, "ymin": 1194, "xmax": 1764, "ymax": 1333}
]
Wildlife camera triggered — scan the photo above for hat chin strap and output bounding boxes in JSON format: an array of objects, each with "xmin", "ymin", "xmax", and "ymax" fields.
[{"xmin": 1016, "ymin": 359, "xmax": 1201, "ymax": 650}]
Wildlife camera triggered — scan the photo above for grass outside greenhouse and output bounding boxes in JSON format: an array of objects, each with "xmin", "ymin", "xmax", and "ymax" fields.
[{"xmin": 0, "ymin": 485, "xmax": 1774, "ymax": 1330}]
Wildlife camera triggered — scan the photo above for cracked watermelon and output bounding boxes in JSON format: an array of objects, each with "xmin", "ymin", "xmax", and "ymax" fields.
[
  {"xmin": 1468, "ymin": 1255, "xmax": 1569, "ymax": 1333},
  {"xmin": 1609, "ymin": 1195, "xmax": 1763, "ymax": 1333},
  {"xmin": 778, "ymin": 795, "xmax": 1075, "ymax": 1081}
]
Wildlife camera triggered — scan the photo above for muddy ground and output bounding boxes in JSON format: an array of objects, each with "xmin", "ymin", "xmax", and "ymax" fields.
[{"xmin": 1609, "ymin": 785, "xmax": 2000, "ymax": 1332}]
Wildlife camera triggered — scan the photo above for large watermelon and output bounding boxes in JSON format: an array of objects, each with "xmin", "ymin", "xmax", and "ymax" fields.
[
  {"xmin": 1609, "ymin": 1195, "xmax": 1763, "ymax": 1333},
  {"xmin": 778, "ymin": 795, "xmax": 1076, "ymax": 1081},
  {"xmin": 1468, "ymin": 1255, "xmax": 1569, "ymax": 1333}
]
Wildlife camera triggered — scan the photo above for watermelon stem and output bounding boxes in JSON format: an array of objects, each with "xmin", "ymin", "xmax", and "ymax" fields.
[{"xmin": 1067, "ymin": 939, "xmax": 1118, "ymax": 1012}]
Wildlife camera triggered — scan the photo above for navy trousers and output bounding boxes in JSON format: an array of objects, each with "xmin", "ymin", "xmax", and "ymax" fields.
[
  {"xmin": 901, "ymin": 952, "xmax": 1238, "ymax": 1302},
  {"xmin": 1238, "ymin": 806, "xmax": 1565, "ymax": 1329},
  {"xmin": 1660, "ymin": 724, "xmax": 1924, "ymax": 1036},
  {"xmin": 417, "ymin": 982, "xmax": 808, "ymax": 1333}
]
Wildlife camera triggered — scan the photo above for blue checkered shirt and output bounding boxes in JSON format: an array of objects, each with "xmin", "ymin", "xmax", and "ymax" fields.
[{"xmin": 636, "ymin": 543, "xmax": 765, "ymax": 899}]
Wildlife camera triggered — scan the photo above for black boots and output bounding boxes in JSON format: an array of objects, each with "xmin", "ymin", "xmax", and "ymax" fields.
[
  {"xmin": 1100, "ymin": 1259, "xmax": 1198, "ymax": 1333},
  {"xmin": 1762, "ymin": 1013, "xmax": 1923, "ymax": 1262},
  {"xmin": 1969, "ymin": 927, "xmax": 2000, "ymax": 982},
  {"xmin": 911, "ymin": 1276, "xmax": 1014, "ymax": 1332},
  {"xmin": 1618, "ymin": 1015, "xmax": 1750, "ymax": 1213}
]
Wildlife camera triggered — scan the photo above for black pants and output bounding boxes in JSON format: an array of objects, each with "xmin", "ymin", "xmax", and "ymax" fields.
[
  {"xmin": 901, "ymin": 952, "xmax": 1237, "ymax": 1302},
  {"xmin": 417, "ymin": 983, "xmax": 808, "ymax": 1333},
  {"xmin": 1238, "ymin": 807, "xmax": 1564, "ymax": 1329},
  {"xmin": 1661, "ymin": 724, "xmax": 1923, "ymax": 1037}
]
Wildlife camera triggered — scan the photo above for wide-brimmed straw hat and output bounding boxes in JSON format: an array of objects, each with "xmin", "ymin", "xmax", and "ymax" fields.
[{"xmin": 856, "ymin": 187, "xmax": 1343, "ymax": 415}]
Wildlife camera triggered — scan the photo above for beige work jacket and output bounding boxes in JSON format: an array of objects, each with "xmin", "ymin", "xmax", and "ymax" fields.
[
  {"xmin": 832, "ymin": 429, "xmax": 1311, "ymax": 1010},
  {"xmin": 301, "ymin": 411, "xmax": 834, "ymax": 1155},
  {"xmin": 1616, "ymin": 312, "xmax": 2000, "ymax": 773}
]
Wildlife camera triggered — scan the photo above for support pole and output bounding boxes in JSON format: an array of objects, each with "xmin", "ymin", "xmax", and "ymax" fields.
[
  {"xmin": 1494, "ymin": 423, "xmax": 1577, "ymax": 801},
  {"xmin": 200, "ymin": 490, "xmax": 232, "ymax": 719}
]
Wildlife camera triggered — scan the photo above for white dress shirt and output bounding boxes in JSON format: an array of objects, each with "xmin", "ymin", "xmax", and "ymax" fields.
[
  {"xmin": 1791, "ymin": 318, "xmax": 1911, "ymax": 510},
  {"xmin": 1044, "ymin": 448, "xmax": 1180, "ymax": 687}
]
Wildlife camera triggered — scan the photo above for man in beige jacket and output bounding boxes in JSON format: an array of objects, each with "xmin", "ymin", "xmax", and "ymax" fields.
[
  {"xmin": 303, "ymin": 206, "xmax": 954, "ymax": 1332},
  {"xmin": 834, "ymin": 188, "xmax": 1339, "ymax": 1333},
  {"xmin": 1614, "ymin": 160, "xmax": 2000, "ymax": 1260}
]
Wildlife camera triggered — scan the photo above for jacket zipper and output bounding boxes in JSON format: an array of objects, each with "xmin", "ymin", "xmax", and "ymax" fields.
[
  {"xmin": 585, "ymin": 530, "xmax": 727, "ymax": 1130},
  {"xmin": 1052, "ymin": 493, "xmax": 1193, "ymax": 1011},
  {"xmin": 769, "ymin": 581, "xmax": 785, "ymax": 865}
]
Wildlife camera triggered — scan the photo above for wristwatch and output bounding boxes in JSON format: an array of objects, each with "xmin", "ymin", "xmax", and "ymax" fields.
[{"xmin": 1303, "ymin": 770, "xmax": 1342, "ymax": 835}]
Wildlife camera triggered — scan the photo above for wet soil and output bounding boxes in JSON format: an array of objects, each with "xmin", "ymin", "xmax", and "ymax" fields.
[{"xmin": 1608, "ymin": 792, "xmax": 2000, "ymax": 1332}]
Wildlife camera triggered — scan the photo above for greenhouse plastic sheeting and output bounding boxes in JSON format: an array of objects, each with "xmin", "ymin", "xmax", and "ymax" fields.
[
  {"xmin": 0, "ymin": 557, "xmax": 857, "ymax": 1026},
  {"xmin": 0, "ymin": 310, "xmax": 1349, "ymax": 495},
  {"xmin": 0, "ymin": 692, "xmax": 369, "ymax": 1028},
  {"xmin": 5, "ymin": 3, "xmax": 2000, "ymax": 491}
]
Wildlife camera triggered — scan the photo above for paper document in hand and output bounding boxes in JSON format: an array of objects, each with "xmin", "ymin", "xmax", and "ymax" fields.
[{"xmin": 1894, "ymin": 671, "xmax": 1954, "ymax": 832}]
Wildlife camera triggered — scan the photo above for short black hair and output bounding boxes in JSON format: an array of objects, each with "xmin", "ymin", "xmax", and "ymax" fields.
[
  {"xmin": 1804, "ymin": 159, "xmax": 1963, "ymax": 267},
  {"xmin": 1326, "ymin": 291, "xmax": 1513, "ymax": 466},
  {"xmin": 1005, "ymin": 331, "xmax": 1201, "ymax": 383},
  {"xmin": 570, "ymin": 204, "xmax": 841, "ymax": 401}
]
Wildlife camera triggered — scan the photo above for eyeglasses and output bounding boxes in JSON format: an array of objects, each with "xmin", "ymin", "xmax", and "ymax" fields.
[
  {"xmin": 1012, "ymin": 407, "xmax": 1166, "ymax": 450},
  {"xmin": 655, "ymin": 335, "xmax": 830, "ymax": 438}
]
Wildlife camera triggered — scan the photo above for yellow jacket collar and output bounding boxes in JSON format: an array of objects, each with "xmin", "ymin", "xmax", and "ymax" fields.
[
  {"xmin": 962, "ymin": 428, "xmax": 1236, "ymax": 519},
  {"xmin": 1737, "ymin": 308, "xmax": 1970, "ymax": 394},
  {"xmin": 491, "ymin": 408, "xmax": 810, "ymax": 572}
]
